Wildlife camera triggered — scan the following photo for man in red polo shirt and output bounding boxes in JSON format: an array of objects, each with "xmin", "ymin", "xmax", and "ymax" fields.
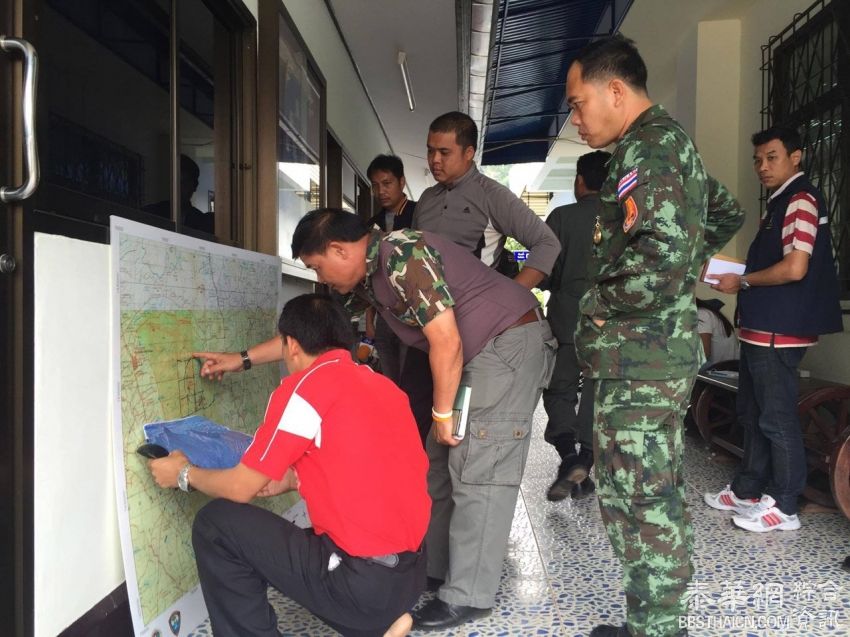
[{"xmin": 149, "ymin": 294, "xmax": 430, "ymax": 637}]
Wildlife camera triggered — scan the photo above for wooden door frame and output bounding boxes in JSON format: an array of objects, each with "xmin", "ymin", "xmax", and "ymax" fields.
[{"xmin": 1, "ymin": 0, "xmax": 34, "ymax": 635}]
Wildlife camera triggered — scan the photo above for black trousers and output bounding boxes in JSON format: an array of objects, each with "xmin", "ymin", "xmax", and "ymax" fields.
[
  {"xmin": 192, "ymin": 499, "xmax": 426, "ymax": 637},
  {"xmin": 542, "ymin": 341, "xmax": 595, "ymax": 454},
  {"xmin": 398, "ymin": 347, "xmax": 435, "ymax": 446}
]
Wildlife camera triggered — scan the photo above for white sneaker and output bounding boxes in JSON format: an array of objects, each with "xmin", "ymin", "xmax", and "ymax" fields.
[
  {"xmin": 704, "ymin": 485, "xmax": 760, "ymax": 516},
  {"xmin": 732, "ymin": 495, "xmax": 801, "ymax": 532}
]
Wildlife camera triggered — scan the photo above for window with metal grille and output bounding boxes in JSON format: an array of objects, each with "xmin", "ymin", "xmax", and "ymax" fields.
[{"xmin": 762, "ymin": 0, "xmax": 850, "ymax": 298}]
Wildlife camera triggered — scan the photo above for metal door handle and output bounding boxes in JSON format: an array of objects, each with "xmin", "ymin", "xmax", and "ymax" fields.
[{"xmin": 1, "ymin": 36, "xmax": 40, "ymax": 203}]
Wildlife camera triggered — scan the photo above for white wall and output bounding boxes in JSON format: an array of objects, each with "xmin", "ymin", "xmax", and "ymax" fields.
[
  {"xmin": 33, "ymin": 235, "xmax": 121, "ymax": 637},
  {"xmin": 734, "ymin": 0, "xmax": 813, "ymax": 257},
  {"xmin": 685, "ymin": 19, "xmax": 744, "ymax": 315}
]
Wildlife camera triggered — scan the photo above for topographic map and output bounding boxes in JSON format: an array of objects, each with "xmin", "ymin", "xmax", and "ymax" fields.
[{"xmin": 111, "ymin": 218, "xmax": 297, "ymax": 636}]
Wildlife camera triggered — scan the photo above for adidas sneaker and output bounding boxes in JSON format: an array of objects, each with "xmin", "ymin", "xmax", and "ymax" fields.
[
  {"xmin": 732, "ymin": 495, "xmax": 801, "ymax": 532},
  {"xmin": 704, "ymin": 484, "xmax": 760, "ymax": 516}
]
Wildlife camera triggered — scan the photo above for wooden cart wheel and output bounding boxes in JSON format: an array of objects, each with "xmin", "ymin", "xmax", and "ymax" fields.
[
  {"xmin": 830, "ymin": 432, "xmax": 850, "ymax": 520},
  {"xmin": 694, "ymin": 386, "xmax": 737, "ymax": 443},
  {"xmin": 799, "ymin": 386, "xmax": 850, "ymax": 511}
]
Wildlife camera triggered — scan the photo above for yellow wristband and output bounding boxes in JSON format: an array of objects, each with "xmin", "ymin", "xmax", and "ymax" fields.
[{"xmin": 431, "ymin": 407, "xmax": 452, "ymax": 421}]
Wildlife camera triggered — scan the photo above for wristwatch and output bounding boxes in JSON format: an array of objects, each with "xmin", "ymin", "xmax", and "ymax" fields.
[
  {"xmin": 240, "ymin": 349, "xmax": 252, "ymax": 370},
  {"xmin": 740, "ymin": 275, "xmax": 751, "ymax": 290},
  {"xmin": 177, "ymin": 463, "xmax": 194, "ymax": 492}
]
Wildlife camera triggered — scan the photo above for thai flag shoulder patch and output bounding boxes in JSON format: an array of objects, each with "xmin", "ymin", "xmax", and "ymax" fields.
[{"xmin": 617, "ymin": 168, "xmax": 639, "ymax": 200}]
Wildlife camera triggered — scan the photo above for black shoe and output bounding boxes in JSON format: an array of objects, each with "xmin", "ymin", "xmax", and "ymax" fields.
[
  {"xmin": 842, "ymin": 556, "xmax": 850, "ymax": 573},
  {"xmin": 571, "ymin": 476, "xmax": 596, "ymax": 500},
  {"xmin": 547, "ymin": 462, "xmax": 589, "ymax": 501},
  {"xmin": 590, "ymin": 624, "xmax": 687, "ymax": 637},
  {"xmin": 411, "ymin": 598, "xmax": 491, "ymax": 631},
  {"xmin": 590, "ymin": 624, "xmax": 631, "ymax": 637},
  {"xmin": 425, "ymin": 576, "xmax": 444, "ymax": 592}
]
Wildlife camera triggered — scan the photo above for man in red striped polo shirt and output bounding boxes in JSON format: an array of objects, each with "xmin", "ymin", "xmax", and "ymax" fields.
[{"xmin": 704, "ymin": 126, "xmax": 842, "ymax": 533}]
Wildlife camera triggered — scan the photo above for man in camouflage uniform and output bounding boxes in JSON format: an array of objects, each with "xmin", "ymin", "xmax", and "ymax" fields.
[
  {"xmin": 565, "ymin": 36, "xmax": 745, "ymax": 637},
  {"xmin": 290, "ymin": 209, "xmax": 556, "ymax": 631}
]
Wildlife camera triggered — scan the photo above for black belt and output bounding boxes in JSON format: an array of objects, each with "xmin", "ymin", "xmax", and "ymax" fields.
[
  {"xmin": 365, "ymin": 549, "xmax": 422, "ymax": 569},
  {"xmin": 504, "ymin": 307, "xmax": 542, "ymax": 332}
]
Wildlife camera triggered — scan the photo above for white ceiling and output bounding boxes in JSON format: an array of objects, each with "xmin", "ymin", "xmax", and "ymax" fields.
[{"xmin": 328, "ymin": 0, "xmax": 459, "ymax": 198}]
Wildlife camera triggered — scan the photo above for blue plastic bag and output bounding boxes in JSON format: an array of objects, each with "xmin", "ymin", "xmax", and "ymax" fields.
[{"xmin": 143, "ymin": 415, "xmax": 253, "ymax": 469}]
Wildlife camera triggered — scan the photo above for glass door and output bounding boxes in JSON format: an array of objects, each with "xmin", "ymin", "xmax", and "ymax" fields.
[{"xmin": 0, "ymin": 1, "xmax": 256, "ymax": 634}]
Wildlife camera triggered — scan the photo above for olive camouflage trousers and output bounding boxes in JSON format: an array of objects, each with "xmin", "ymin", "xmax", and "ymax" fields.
[{"xmin": 594, "ymin": 377, "xmax": 695, "ymax": 637}]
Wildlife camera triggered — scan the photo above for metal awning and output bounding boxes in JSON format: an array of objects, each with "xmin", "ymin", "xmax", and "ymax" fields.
[{"xmin": 480, "ymin": 0, "xmax": 634, "ymax": 165}]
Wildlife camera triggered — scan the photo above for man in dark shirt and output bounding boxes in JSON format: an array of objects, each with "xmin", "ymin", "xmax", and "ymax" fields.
[
  {"xmin": 364, "ymin": 155, "xmax": 416, "ymax": 383},
  {"xmin": 366, "ymin": 154, "xmax": 415, "ymax": 232},
  {"xmin": 144, "ymin": 154, "xmax": 214, "ymax": 235},
  {"xmin": 541, "ymin": 150, "xmax": 610, "ymax": 502}
]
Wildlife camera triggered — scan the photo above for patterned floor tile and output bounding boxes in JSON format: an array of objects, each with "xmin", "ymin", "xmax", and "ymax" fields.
[{"xmin": 191, "ymin": 400, "xmax": 850, "ymax": 636}]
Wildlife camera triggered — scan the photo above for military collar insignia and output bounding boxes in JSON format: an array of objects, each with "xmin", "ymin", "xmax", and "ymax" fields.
[{"xmin": 617, "ymin": 168, "xmax": 638, "ymax": 200}]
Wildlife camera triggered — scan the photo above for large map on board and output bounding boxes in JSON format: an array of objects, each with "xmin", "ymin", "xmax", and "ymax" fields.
[{"xmin": 111, "ymin": 217, "xmax": 297, "ymax": 636}]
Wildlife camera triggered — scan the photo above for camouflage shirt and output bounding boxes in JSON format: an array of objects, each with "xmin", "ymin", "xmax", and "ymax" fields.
[
  {"xmin": 575, "ymin": 105, "xmax": 745, "ymax": 380},
  {"xmin": 343, "ymin": 228, "xmax": 455, "ymax": 327}
]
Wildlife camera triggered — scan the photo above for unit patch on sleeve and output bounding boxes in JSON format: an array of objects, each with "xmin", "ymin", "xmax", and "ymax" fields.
[
  {"xmin": 623, "ymin": 196, "xmax": 639, "ymax": 233},
  {"xmin": 617, "ymin": 168, "xmax": 638, "ymax": 200}
]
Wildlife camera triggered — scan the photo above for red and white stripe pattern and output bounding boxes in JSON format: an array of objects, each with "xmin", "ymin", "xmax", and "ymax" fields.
[
  {"xmin": 738, "ymin": 327, "xmax": 817, "ymax": 348},
  {"xmin": 781, "ymin": 191, "xmax": 819, "ymax": 256},
  {"xmin": 718, "ymin": 492, "xmax": 757, "ymax": 508},
  {"xmin": 760, "ymin": 510, "xmax": 785, "ymax": 528}
]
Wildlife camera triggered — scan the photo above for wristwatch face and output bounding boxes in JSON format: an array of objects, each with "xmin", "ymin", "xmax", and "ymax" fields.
[{"xmin": 178, "ymin": 464, "xmax": 190, "ymax": 491}]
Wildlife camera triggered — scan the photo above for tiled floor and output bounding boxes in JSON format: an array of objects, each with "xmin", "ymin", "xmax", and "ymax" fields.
[{"xmin": 191, "ymin": 400, "xmax": 850, "ymax": 636}]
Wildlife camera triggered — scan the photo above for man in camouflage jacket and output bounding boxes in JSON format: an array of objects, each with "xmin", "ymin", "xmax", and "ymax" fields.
[{"xmin": 566, "ymin": 36, "xmax": 745, "ymax": 637}]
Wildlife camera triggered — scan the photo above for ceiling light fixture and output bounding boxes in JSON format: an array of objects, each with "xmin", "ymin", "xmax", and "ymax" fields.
[{"xmin": 397, "ymin": 51, "xmax": 416, "ymax": 111}]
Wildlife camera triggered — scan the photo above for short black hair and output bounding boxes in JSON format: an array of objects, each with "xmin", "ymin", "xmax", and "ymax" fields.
[
  {"xmin": 291, "ymin": 208, "xmax": 370, "ymax": 258},
  {"xmin": 429, "ymin": 111, "xmax": 478, "ymax": 152},
  {"xmin": 574, "ymin": 34, "xmax": 648, "ymax": 93},
  {"xmin": 180, "ymin": 154, "xmax": 200, "ymax": 185},
  {"xmin": 696, "ymin": 297, "xmax": 735, "ymax": 338},
  {"xmin": 277, "ymin": 293, "xmax": 356, "ymax": 355},
  {"xmin": 367, "ymin": 154, "xmax": 405, "ymax": 181},
  {"xmin": 751, "ymin": 125, "xmax": 802, "ymax": 154},
  {"xmin": 576, "ymin": 150, "xmax": 612, "ymax": 192}
]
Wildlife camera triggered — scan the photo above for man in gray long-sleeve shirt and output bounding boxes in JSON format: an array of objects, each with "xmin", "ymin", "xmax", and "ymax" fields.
[
  {"xmin": 414, "ymin": 112, "xmax": 561, "ymax": 287},
  {"xmin": 401, "ymin": 112, "xmax": 560, "ymax": 443},
  {"xmin": 402, "ymin": 112, "xmax": 559, "ymax": 630}
]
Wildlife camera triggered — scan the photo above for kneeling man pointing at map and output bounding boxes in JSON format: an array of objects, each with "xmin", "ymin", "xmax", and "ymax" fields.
[{"xmin": 148, "ymin": 293, "xmax": 431, "ymax": 637}]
